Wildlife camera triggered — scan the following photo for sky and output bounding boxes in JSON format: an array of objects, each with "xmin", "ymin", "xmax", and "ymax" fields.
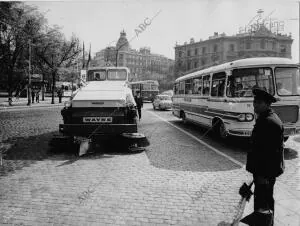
[{"xmin": 29, "ymin": 0, "xmax": 299, "ymax": 62}]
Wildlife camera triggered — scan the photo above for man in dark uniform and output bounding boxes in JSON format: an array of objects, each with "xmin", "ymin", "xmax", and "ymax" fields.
[
  {"xmin": 246, "ymin": 87, "xmax": 285, "ymax": 225},
  {"xmin": 134, "ymin": 91, "xmax": 143, "ymax": 120}
]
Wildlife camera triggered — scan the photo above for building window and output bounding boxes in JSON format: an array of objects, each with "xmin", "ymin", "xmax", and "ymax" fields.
[
  {"xmin": 194, "ymin": 48, "xmax": 198, "ymax": 55},
  {"xmin": 246, "ymin": 40, "xmax": 251, "ymax": 49},
  {"xmin": 202, "ymin": 47, "xmax": 206, "ymax": 54},
  {"xmin": 201, "ymin": 58, "xmax": 206, "ymax": 66},
  {"xmin": 214, "ymin": 44, "xmax": 218, "ymax": 52},
  {"xmin": 194, "ymin": 61, "xmax": 198, "ymax": 68},
  {"xmin": 280, "ymin": 45, "xmax": 286, "ymax": 53},
  {"xmin": 260, "ymin": 39, "xmax": 265, "ymax": 49},
  {"xmin": 187, "ymin": 61, "xmax": 192, "ymax": 70},
  {"xmin": 272, "ymin": 41, "xmax": 276, "ymax": 50},
  {"xmin": 187, "ymin": 50, "xmax": 191, "ymax": 56},
  {"xmin": 179, "ymin": 51, "xmax": 182, "ymax": 57},
  {"xmin": 230, "ymin": 44, "xmax": 235, "ymax": 52}
]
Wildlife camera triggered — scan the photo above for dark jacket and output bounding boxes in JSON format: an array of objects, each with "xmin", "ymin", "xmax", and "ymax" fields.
[
  {"xmin": 134, "ymin": 96, "xmax": 143, "ymax": 109},
  {"xmin": 246, "ymin": 109, "xmax": 285, "ymax": 178}
]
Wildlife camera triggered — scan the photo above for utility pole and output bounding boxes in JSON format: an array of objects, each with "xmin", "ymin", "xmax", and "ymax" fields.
[{"xmin": 27, "ymin": 39, "xmax": 32, "ymax": 106}]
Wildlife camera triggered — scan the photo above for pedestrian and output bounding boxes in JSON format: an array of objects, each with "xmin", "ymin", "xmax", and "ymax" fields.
[
  {"xmin": 35, "ymin": 89, "xmax": 40, "ymax": 103},
  {"xmin": 15, "ymin": 84, "xmax": 21, "ymax": 100},
  {"xmin": 31, "ymin": 89, "xmax": 35, "ymax": 103},
  {"xmin": 245, "ymin": 87, "xmax": 285, "ymax": 225},
  {"xmin": 134, "ymin": 91, "xmax": 143, "ymax": 120},
  {"xmin": 57, "ymin": 88, "xmax": 63, "ymax": 103}
]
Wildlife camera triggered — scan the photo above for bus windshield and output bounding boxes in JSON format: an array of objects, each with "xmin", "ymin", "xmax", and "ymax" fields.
[
  {"xmin": 107, "ymin": 69, "xmax": 127, "ymax": 81},
  {"xmin": 275, "ymin": 67, "xmax": 300, "ymax": 96},
  {"xmin": 142, "ymin": 83, "xmax": 151, "ymax": 90},
  {"xmin": 227, "ymin": 67, "xmax": 274, "ymax": 97}
]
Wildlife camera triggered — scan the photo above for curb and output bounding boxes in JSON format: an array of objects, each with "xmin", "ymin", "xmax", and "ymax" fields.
[{"xmin": 0, "ymin": 102, "xmax": 65, "ymax": 111}]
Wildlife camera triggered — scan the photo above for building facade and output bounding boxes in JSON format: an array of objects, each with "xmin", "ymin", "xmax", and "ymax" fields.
[
  {"xmin": 174, "ymin": 25, "xmax": 293, "ymax": 78},
  {"xmin": 93, "ymin": 31, "xmax": 174, "ymax": 80}
]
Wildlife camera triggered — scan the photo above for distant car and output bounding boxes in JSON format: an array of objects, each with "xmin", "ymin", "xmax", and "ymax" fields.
[
  {"xmin": 153, "ymin": 94, "xmax": 172, "ymax": 110},
  {"xmin": 161, "ymin": 90, "xmax": 174, "ymax": 97}
]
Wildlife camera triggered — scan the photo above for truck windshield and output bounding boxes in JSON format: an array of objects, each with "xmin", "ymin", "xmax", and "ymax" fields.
[
  {"xmin": 87, "ymin": 70, "xmax": 106, "ymax": 81},
  {"xmin": 107, "ymin": 69, "xmax": 127, "ymax": 81},
  {"xmin": 226, "ymin": 67, "xmax": 274, "ymax": 97},
  {"xmin": 275, "ymin": 67, "xmax": 300, "ymax": 96}
]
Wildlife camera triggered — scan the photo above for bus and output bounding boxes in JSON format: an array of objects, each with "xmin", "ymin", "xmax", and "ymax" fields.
[
  {"xmin": 129, "ymin": 80, "xmax": 159, "ymax": 102},
  {"xmin": 172, "ymin": 57, "xmax": 300, "ymax": 140}
]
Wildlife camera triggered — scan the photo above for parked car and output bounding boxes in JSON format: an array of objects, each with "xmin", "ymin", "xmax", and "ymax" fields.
[{"xmin": 153, "ymin": 94, "xmax": 172, "ymax": 110}]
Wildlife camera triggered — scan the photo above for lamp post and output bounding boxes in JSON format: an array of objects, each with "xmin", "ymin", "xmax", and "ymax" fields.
[{"xmin": 27, "ymin": 39, "xmax": 32, "ymax": 106}]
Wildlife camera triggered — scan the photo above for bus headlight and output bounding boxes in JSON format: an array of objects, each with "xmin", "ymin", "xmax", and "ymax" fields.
[
  {"xmin": 237, "ymin": 114, "xmax": 246, "ymax": 121},
  {"xmin": 246, "ymin": 113, "xmax": 254, "ymax": 121}
]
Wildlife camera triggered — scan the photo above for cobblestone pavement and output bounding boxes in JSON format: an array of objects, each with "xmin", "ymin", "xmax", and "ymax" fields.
[
  {"xmin": 0, "ymin": 104, "xmax": 298, "ymax": 225},
  {"xmin": 149, "ymin": 107, "xmax": 300, "ymax": 226}
]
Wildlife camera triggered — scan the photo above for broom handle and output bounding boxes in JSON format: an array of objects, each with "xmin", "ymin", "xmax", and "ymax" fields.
[{"xmin": 231, "ymin": 180, "xmax": 254, "ymax": 225}]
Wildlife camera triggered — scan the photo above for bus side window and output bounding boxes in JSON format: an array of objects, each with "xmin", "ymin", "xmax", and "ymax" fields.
[
  {"xmin": 193, "ymin": 77, "xmax": 202, "ymax": 95},
  {"xmin": 203, "ymin": 75, "xmax": 210, "ymax": 96},
  {"xmin": 185, "ymin": 79, "xmax": 192, "ymax": 94},
  {"xmin": 174, "ymin": 83, "xmax": 179, "ymax": 95},
  {"xmin": 179, "ymin": 81, "xmax": 185, "ymax": 94},
  {"xmin": 211, "ymin": 72, "xmax": 226, "ymax": 97}
]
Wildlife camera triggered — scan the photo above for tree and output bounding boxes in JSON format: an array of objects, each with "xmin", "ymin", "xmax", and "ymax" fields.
[
  {"xmin": 34, "ymin": 28, "xmax": 81, "ymax": 104},
  {"xmin": 0, "ymin": 2, "xmax": 47, "ymax": 105}
]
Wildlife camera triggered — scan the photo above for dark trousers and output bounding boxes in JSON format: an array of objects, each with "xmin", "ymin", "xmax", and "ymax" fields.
[
  {"xmin": 137, "ymin": 108, "xmax": 142, "ymax": 119},
  {"xmin": 254, "ymin": 175, "xmax": 276, "ymax": 224}
]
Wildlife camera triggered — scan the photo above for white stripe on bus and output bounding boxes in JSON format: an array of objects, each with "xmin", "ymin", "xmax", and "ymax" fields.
[{"xmin": 148, "ymin": 110, "xmax": 244, "ymax": 168}]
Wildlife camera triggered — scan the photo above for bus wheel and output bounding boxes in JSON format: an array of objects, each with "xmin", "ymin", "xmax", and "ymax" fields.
[{"xmin": 214, "ymin": 120, "xmax": 228, "ymax": 139}]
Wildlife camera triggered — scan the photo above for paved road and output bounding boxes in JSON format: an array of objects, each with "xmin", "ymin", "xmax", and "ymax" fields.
[{"xmin": 0, "ymin": 103, "xmax": 299, "ymax": 225}]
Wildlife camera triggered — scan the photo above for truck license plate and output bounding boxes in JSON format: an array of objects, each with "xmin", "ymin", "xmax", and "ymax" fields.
[{"xmin": 83, "ymin": 117, "xmax": 112, "ymax": 123}]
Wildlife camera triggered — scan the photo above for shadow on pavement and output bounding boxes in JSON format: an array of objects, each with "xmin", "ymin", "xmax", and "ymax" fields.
[
  {"xmin": 284, "ymin": 148, "xmax": 298, "ymax": 160},
  {"xmin": 0, "ymin": 131, "xmax": 57, "ymax": 177},
  {"xmin": 144, "ymin": 120, "xmax": 246, "ymax": 172},
  {"xmin": 0, "ymin": 131, "xmax": 144, "ymax": 176}
]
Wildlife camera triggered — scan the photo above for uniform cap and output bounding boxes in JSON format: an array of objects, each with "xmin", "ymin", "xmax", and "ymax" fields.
[{"xmin": 252, "ymin": 87, "xmax": 276, "ymax": 103}]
